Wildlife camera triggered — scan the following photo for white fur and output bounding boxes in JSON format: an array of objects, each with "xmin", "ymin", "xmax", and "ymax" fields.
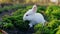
[{"xmin": 23, "ymin": 5, "xmax": 46, "ymax": 28}]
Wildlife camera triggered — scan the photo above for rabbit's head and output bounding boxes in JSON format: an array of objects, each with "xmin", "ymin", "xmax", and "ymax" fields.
[{"xmin": 23, "ymin": 5, "xmax": 37, "ymax": 21}]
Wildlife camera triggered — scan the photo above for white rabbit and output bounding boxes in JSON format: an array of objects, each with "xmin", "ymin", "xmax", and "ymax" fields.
[{"xmin": 23, "ymin": 5, "xmax": 46, "ymax": 28}]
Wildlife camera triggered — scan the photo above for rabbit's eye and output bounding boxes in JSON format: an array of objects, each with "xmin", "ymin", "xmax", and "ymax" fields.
[{"xmin": 26, "ymin": 14, "xmax": 28, "ymax": 16}]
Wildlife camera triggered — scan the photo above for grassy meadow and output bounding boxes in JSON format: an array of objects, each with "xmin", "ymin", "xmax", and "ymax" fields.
[{"xmin": 0, "ymin": 0, "xmax": 60, "ymax": 34}]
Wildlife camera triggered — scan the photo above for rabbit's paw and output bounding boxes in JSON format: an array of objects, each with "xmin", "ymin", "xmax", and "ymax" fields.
[{"xmin": 29, "ymin": 23, "xmax": 33, "ymax": 28}]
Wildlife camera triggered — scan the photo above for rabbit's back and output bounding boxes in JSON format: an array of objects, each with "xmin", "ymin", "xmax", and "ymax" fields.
[{"xmin": 32, "ymin": 13, "xmax": 45, "ymax": 23}]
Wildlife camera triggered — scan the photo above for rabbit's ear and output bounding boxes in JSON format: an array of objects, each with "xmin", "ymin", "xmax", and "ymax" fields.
[
  {"xmin": 32, "ymin": 5, "xmax": 37, "ymax": 12},
  {"xmin": 24, "ymin": 5, "xmax": 37, "ymax": 15},
  {"xmin": 32, "ymin": 5, "xmax": 37, "ymax": 9}
]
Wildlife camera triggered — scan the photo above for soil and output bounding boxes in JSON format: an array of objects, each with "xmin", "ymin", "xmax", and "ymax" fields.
[{"xmin": 3, "ymin": 27, "xmax": 34, "ymax": 34}]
